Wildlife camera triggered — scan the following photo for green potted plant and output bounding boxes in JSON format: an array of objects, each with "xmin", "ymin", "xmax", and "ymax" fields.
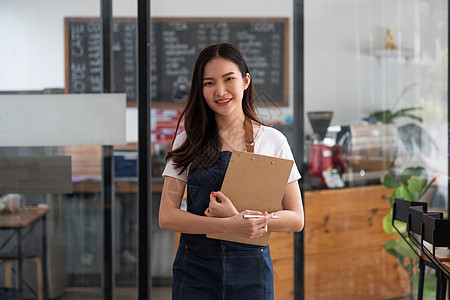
[{"xmin": 382, "ymin": 166, "xmax": 436, "ymax": 298}]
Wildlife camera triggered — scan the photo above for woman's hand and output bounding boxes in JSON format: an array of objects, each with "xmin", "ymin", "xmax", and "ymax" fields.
[
  {"xmin": 204, "ymin": 191, "xmax": 238, "ymax": 218},
  {"xmin": 204, "ymin": 191, "xmax": 274, "ymax": 238},
  {"xmin": 229, "ymin": 210, "xmax": 273, "ymax": 239}
]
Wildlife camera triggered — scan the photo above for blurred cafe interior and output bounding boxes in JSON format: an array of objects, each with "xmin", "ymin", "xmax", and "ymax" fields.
[{"xmin": 0, "ymin": 0, "xmax": 448, "ymax": 299}]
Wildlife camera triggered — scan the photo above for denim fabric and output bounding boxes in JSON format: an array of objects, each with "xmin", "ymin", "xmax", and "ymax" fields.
[{"xmin": 172, "ymin": 151, "xmax": 274, "ymax": 300}]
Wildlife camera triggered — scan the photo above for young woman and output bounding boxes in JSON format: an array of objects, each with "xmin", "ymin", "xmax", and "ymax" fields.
[{"xmin": 159, "ymin": 43, "xmax": 304, "ymax": 300}]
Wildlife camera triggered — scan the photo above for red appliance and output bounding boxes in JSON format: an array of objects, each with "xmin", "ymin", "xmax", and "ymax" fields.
[
  {"xmin": 308, "ymin": 144, "xmax": 333, "ymax": 185},
  {"xmin": 307, "ymin": 111, "xmax": 334, "ymax": 187}
]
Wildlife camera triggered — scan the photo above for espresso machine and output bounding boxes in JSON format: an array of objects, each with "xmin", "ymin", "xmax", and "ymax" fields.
[{"xmin": 307, "ymin": 111, "xmax": 334, "ymax": 187}]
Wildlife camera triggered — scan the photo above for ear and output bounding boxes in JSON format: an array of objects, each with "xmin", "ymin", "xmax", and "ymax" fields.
[{"xmin": 243, "ymin": 73, "xmax": 251, "ymax": 90}]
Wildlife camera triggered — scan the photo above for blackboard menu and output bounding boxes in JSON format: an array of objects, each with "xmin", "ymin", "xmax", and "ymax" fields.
[{"xmin": 65, "ymin": 18, "xmax": 288, "ymax": 106}]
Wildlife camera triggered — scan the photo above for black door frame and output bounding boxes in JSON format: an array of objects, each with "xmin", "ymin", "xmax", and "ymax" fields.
[
  {"xmin": 100, "ymin": 1, "xmax": 115, "ymax": 299},
  {"xmin": 293, "ymin": 1, "xmax": 305, "ymax": 300},
  {"xmin": 137, "ymin": 0, "xmax": 152, "ymax": 299}
]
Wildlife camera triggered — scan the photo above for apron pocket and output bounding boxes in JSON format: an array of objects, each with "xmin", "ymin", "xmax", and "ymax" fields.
[{"xmin": 221, "ymin": 248, "xmax": 266, "ymax": 300}]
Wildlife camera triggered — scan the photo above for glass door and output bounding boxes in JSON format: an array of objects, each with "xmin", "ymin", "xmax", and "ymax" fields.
[
  {"xmin": 303, "ymin": 0, "xmax": 448, "ymax": 299},
  {"xmin": 0, "ymin": 1, "xmax": 142, "ymax": 299}
]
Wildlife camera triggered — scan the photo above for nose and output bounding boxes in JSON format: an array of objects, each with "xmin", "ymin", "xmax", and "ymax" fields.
[{"xmin": 214, "ymin": 82, "xmax": 226, "ymax": 97}]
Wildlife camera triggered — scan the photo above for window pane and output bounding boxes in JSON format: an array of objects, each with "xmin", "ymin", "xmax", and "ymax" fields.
[{"xmin": 304, "ymin": 0, "xmax": 448, "ymax": 298}]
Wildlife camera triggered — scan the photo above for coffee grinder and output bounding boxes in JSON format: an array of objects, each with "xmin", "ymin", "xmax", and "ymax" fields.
[{"xmin": 307, "ymin": 111, "xmax": 334, "ymax": 187}]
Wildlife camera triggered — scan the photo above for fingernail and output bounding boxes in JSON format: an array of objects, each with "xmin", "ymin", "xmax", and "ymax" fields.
[{"xmin": 211, "ymin": 191, "xmax": 215, "ymax": 194}]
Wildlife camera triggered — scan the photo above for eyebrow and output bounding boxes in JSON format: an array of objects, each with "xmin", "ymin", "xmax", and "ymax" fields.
[{"xmin": 203, "ymin": 72, "xmax": 236, "ymax": 81}]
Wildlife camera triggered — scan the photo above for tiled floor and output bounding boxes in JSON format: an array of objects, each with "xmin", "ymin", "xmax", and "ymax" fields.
[{"xmin": 57, "ymin": 287, "xmax": 171, "ymax": 300}]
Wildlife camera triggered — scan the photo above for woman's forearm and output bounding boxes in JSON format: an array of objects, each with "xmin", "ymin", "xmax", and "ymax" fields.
[
  {"xmin": 267, "ymin": 180, "xmax": 304, "ymax": 232},
  {"xmin": 159, "ymin": 206, "xmax": 233, "ymax": 234},
  {"xmin": 266, "ymin": 209, "xmax": 304, "ymax": 232}
]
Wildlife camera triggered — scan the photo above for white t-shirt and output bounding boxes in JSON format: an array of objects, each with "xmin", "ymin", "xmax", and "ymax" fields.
[{"xmin": 162, "ymin": 125, "xmax": 301, "ymax": 183}]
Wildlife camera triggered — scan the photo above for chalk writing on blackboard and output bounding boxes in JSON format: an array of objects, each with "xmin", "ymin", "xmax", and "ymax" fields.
[{"xmin": 65, "ymin": 18, "xmax": 288, "ymax": 106}]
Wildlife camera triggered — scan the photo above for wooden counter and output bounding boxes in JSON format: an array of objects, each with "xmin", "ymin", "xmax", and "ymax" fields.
[
  {"xmin": 270, "ymin": 232, "xmax": 294, "ymax": 300},
  {"xmin": 304, "ymin": 185, "xmax": 410, "ymax": 299}
]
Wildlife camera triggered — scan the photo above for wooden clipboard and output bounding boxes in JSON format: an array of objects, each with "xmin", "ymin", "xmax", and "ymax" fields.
[{"xmin": 207, "ymin": 150, "xmax": 293, "ymax": 246}]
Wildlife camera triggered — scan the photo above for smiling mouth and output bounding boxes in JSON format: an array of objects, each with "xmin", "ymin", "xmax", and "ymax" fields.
[{"xmin": 216, "ymin": 98, "xmax": 231, "ymax": 104}]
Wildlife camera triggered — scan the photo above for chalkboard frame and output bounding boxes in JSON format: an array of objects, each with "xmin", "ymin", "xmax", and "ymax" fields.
[{"xmin": 64, "ymin": 17, "xmax": 289, "ymax": 108}]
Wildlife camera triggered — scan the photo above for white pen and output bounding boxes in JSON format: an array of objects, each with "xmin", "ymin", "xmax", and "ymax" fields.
[{"xmin": 243, "ymin": 214, "xmax": 281, "ymax": 219}]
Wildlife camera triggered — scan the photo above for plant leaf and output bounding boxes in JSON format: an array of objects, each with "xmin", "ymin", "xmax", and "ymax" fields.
[
  {"xmin": 389, "ymin": 186, "xmax": 412, "ymax": 205},
  {"xmin": 391, "ymin": 83, "xmax": 418, "ymax": 111},
  {"xmin": 398, "ymin": 124, "xmax": 439, "ymax": 157},
  {"xmin": 401, "ymin": 113, "xmax": 423, "ymax": 123},
  {"xmin": 400, "ymin": 167, "xmax": 426, "ymax": 186},
  {"xmin": 383, "ymin": 173, "xmax": 400, "ymax": 188},
  {"xmin": 383, "ymin": 210, "xmax": 407, "ymax": 235},
  {"xmin": 398, "ymin": 124, "xmax": 421, "ymax": 157},
  {"xmin": 394, "ymin": 107, "xmax": 423, "ymax": 114},
  {"xmin": 394, "ymin": 220, "xmax": 407, "ymax": 234},
  {"xmin": 383, "ymin": 210, "xmax": 396, "ymax": 234},
  {"xmin": 390, "ymin": 107, "xmax": 423, "ymax": 123},
  {"xmin": 406, "ymin": 176, "xmax": 428, "ymax": 201},
  {"xmin": 417, "ymin": 126, "xmax": 439, "ymax": 157},
  {"xmin": 368, "ymin": 110, "xmax": 393, "ymax": 123},
  {"xmin": 419, "ymin": 177, "xmax": 436, "ymax": 200},
  {"xmin": 384, "ymin": 238, "xmax": 416, "ymax": 271}
]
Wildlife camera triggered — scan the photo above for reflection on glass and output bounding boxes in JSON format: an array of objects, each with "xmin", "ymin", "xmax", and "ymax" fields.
[{"xmin": 303, "ymin": 0, "xmax": 447, "ymax": 299}]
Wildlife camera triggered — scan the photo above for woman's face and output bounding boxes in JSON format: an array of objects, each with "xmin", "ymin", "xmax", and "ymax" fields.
[{"xmin": 202, "ymin": 57, "xmax": 250, "ymax": 119}]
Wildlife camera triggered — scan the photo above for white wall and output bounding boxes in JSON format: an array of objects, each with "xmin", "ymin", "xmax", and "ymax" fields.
[
  {"xmin": 0, "ymin": 1, "xmax": 94, "ymax": 90},
  {"xmin": 305, "ymin": 0, "xmax": 447, "ymax": 127}
]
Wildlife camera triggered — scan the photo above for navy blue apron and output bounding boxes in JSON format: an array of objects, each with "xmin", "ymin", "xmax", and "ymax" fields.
[{"xmin": 172, "ymin": 151, "xmax": 274, "ymax": 300}]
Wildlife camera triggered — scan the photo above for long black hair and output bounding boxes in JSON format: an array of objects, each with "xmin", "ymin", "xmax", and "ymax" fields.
[{"xmin": 166, "ymin": 43, "xmax": 263, "ymax": 174}]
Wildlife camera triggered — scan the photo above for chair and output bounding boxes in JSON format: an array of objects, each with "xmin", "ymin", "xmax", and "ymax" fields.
[
  {"xmin": 392, "ymin": 198, "xmax": 431, "ymax": 300},
  {"xmin": 407, "ymin": 205, "xmax": 449, "ymax": 300},
  {"xmin": 0, "ymin": 253, "xmax": 43, "ymax": 300},
  {"xmin": 422, "ymin": 213, "xmax": 450, "ymax": 300},
  {"xmin": 422, "ymin": 213, "xmax": 450, "ymax": 259},
  {"xmin": 392, "ymin": 198, "xmax": 427, "ymax": 224}
]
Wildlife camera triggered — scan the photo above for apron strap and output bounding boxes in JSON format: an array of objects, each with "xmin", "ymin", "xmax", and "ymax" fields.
[{"xmin": 244, "ymin": 116, "xmax": 255, "ymax": 153}]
